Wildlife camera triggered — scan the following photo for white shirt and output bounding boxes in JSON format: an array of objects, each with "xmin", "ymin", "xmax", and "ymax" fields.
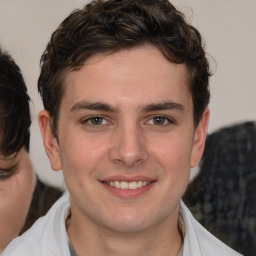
[{"xmin": 2, "ymin": 193, "xmax": 242, "ymax": 256}]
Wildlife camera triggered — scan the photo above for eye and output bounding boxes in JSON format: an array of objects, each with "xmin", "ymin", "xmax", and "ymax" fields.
[
  {"xmin": 0, "ymin": 166, "xmax": 18, "ymax": 180},
  {"xmin": 82, "ymin": 116, "xmax": 108, "ymax": 126},
  {"xmin": 148, "ymin": 116, "xmax": 173, "ymax": 125}
]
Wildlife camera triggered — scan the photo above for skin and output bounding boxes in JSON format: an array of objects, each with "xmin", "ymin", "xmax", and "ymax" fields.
[
  {"xmin": 0, "ymin": 148, "xmax": 35, "ymax": 252},
  {"xmin": 39, "ymin": 45, "xmax": 209, "ymax": 256}
]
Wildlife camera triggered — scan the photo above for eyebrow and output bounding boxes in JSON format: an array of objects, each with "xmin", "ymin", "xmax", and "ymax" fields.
[
  {"xmin": 0, "ymin": 153, "xmax": 18, "ymax": 161},
  {"xmin": 140, "ymin": 102, "xmax": 184, "ymax": 112},
  {"xmin": 70, "ymin": 101, "xmax": 184, "ymax": 113},
  {"xmin": 70, "ymin": 101, "xmax": 117, "ymax": 112}
]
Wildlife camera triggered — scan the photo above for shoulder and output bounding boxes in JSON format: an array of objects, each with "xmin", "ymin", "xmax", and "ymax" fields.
[
  {"xmin": 180, "ymin": 201, "xmax": 243, "ymax": 256},
  {"xmin": 2, "ymin": 192, "xmax": 70, "ymax": 256},
  {"xmin": 1, "ymin": 236, "xmax": 39, "ymax": 256}
]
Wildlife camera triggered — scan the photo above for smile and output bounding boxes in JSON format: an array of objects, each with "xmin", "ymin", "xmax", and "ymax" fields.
[{"xmin": 103, "ymin": 181, "xmax": 151, "ymax": 190}]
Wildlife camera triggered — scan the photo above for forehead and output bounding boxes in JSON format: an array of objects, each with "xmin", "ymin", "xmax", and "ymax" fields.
[{"xmin": 61, "ymin": 45, "xmax": 191, "ymax": 108}]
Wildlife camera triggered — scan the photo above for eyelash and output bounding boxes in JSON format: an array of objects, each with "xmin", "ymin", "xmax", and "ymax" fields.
[
  {"xmin": 81, "ymin": 115, "xmax": 174, "ymax": 127},
  {"xmin": 147, "ymin": 115, "xmax": 175, "ymax": 126},
  {"xmin": 81, "ymin": 116, "xmax": 109, "ymax": 126},
  {"xmin": 0, "ymin": 166, "xmax": 18, "ymax": 180}
]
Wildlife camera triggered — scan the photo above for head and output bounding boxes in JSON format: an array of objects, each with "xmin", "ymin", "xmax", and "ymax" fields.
[
  {"xmin": 38, "ymin": 0, "xmax": 210, "ymax": 242},
  {"xmin": 0, "ymin": 49, "xmax": 35, "ymax": 252},
  {"xmin": 38, "ymin": 0, "xmax": 210, "ymax": 137}
]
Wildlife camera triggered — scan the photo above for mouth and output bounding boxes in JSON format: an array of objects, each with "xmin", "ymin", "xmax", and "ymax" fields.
[
  {"xmin": 100, "ymin": 176, "xmax": 156, "ymax": 198},
  {"xmin": 102, "ymin": 180, "xmax": 152, "ymax": 190}
]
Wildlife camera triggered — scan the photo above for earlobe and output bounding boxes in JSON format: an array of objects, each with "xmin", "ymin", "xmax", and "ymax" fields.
[
  {"xmin": 190, "ymin": 108, "xmax": 210, "ymax": 168},
  {"xmin": 38, "ymin": 110, "xmax": 62, "ymax": 171}
]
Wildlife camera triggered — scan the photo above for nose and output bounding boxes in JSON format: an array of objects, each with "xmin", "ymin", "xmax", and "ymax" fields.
[{"xmin": 109, "ymin": 123, "xmax": 148, "ymax": 168}]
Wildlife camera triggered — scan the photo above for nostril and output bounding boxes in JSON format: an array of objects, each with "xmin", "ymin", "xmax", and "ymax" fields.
[{"xmin": 113, "ymin": 157, "xmax": 144, "ymax": 168}]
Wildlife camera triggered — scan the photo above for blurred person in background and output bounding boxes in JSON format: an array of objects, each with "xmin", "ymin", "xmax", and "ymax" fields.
[{"xmin": 0, "ymin": 48, "xmax": 63, "ymax": 252}]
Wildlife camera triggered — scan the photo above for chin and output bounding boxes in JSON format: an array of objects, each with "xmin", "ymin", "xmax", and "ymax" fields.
[
  {"xmin": 103, "ymin": 209, "xmax": 154, "ymax": 233},
  {"xmin": 108, "ymin": 220, "xmax": 149, "ymax": 234}
]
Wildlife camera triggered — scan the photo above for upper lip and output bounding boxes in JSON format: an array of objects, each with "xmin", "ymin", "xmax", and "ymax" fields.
[{"xmin": 100, "ymin": 175, "xmax": 156, "ymax": 182}]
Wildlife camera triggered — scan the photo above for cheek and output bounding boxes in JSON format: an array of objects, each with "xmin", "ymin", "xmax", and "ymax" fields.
[
  {"xmin": 150, "ymin": 135, "xmax": 192, "ymax": 193},
  {"xmin": 59, "ymin": 133, "xmax": 108, "ymax": 182},
  {"xmin": 150, "ymin": 134, "xmax": 193, "ymax": 169},
  {"xmin": 0, "ymin": 172, "xmax": 34, "ymax": 251},
  {"xmin": 0, "ymin": 190, "xmax": 17, "ymax": 252}
]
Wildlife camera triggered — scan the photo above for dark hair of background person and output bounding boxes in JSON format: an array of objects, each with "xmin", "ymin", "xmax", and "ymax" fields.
[
  {"xmin": 0, "ymin": 48, "xmax": 30, "ymax": 156},
  {"xmin": 0, "ymin": 48, "xmax": 63, "ymax": 233},
  {"xmin": 38, "ymin": 0, "xmax": 211, "ymax": 137},
  {"xmin": 183, "ymin": 121, "xmax": 256, "ymax": 256}
]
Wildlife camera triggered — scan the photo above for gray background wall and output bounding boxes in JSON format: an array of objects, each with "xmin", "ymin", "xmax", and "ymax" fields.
[{"xmin": 0, "ymin": 0, "xmax": 255, "ymax": 188}]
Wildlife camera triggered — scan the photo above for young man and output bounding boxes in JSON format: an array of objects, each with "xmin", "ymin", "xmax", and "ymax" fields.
[{"xmin": 3, "ymin": 0, "xmax": 242, "ymax": 255}]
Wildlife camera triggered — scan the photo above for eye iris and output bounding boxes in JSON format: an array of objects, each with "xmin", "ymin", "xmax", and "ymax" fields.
[
  {"xmin": 153, "ymin": 117, "xmax": 165, "ymax": 125},
  {"xmin": 91, "ymin": 117, "xmax": 102, "ymax": 125}
]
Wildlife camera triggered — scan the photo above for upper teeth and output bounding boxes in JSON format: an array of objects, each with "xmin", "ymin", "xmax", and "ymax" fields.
[{"xmin": 105, "ymin": 181, "xmax": 151, "ymax": 190}]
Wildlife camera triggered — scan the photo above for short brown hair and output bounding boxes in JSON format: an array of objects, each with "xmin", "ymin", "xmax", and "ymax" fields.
[{"xmin": 38, "ymin": 0, "xmax": 211, "ymax": 136}]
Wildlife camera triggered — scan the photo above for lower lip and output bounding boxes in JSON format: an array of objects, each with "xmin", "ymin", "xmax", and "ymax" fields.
[{"xmin": 101, "ymin": 182, "xmax": 156, "ymax": 199}]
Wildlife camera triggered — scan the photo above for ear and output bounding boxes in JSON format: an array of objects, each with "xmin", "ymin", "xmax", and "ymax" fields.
[
  {"xmin": 38, "ymin": 110, "xmax": 62, "ymax": 171},
  {"xmin": 190, "ymin": 108, "xmax": 210, "ymax": 168}
]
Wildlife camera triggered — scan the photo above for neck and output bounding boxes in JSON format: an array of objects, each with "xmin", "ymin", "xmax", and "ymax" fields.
[{"xmin": 66, "ymin": 208, "xmax": 183, "ymax": 256}]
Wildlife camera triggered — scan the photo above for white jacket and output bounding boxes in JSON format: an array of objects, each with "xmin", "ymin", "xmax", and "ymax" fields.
[{"xmin": 2, "ymin": 193, "xmax": 242, "ymax": 256}]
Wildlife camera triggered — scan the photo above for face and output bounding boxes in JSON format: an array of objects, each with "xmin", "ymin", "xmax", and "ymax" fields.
[
  {"xmin": 40, "ymin": 45, "xmax": 209, "ymax": 234},
  {"xmin": 0, "ymin": 148, "xmax": 35, "ymax": 252}
]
